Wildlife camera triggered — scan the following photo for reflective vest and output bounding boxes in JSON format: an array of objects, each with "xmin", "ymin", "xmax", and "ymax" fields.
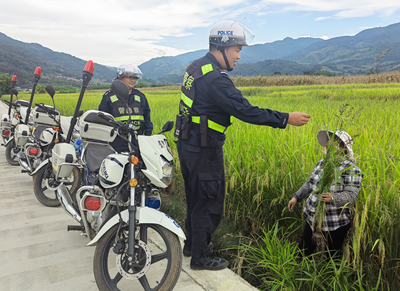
[
  {"xmin": 110, "ymin": 94, "xmax": 144, "ymax": 130},
  {"xmin": 179, "ymin": 62, "xmax": 232, "ymax": 134}
]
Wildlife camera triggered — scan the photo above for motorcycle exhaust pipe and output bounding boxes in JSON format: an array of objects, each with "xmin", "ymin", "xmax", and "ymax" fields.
[
  {"xmin": 17, "ymin": 151, "xmax": 31, "ymax": 172},
  {"xmin": 57, "ymin": 184, "xmax": 82, "ymax": 223}
]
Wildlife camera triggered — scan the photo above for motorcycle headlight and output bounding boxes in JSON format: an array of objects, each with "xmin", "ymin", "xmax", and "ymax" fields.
[{"xmin": 160, "ymin": 156, "xmax": 174, "ymax": 186}]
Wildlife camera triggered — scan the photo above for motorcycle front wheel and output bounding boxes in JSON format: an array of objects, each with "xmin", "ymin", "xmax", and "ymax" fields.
[
  {"xmin": 93, "ymin": 223, "xmax": 182, "ymax": 291},
  {"xmin": 32, "ymin": 164, "xmax": 81, "ymax": 207},
  {"xmin": 5, "ymin": 140, "xmax": 20, "ymax": 166}
]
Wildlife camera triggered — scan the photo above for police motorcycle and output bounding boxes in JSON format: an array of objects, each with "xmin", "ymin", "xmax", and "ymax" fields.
[
  {"xmin": 3, "ymin": 68, "xmax": 39, "ymax": 166},
  {"xmin": 1, "ymin": 75, "xmax": 18, "ymax": 145},
  {"xmin": 1, "ymin": 89, "xmax": 25, "ymax": 147},
  {"xmin": 17, "ymin": 85, "xmax": 60, "ymax": 174},
  {"xmin": 4, "ymin": 68, "xmax": 41, "ymax": 165},
  {"xmin": 23, "ymin": 87, "xmax": 82, "ymax": 208},
  {"xmin": 29, "ymin": 62, "xmax": 93, "ymax": 208},
  {"xmin": 52, "ymin": 78, "xmax": 184, "ymax": 290}
]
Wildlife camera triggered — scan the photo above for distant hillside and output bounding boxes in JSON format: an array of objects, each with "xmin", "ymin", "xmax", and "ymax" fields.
[
  {"xmin": 141, "ymin": 22, "xmax": 400, "ymax": 82},
  {"xmin": 139, "ymin": 37, "xmax": 322, "ymax": 81},
  {"xmin": 2, "ymin": 21, "xmax": 400, "ymax": 88},
  {"xmin": 230, "ymin": 60, "xmax": 314, "ymax": 77},
  {"xmin": 0, "ymin": 32, "xmax": 115, "ymax": 88},
  {"xmin": 280, "ymin": 22, "xmax": 400, "ymax": 75}
]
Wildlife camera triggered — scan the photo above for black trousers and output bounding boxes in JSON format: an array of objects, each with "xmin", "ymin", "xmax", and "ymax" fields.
[
  {"xmin": 177, "ymin": 139, "xmax": 225, "ymax": 261},
  {"xmin": 299, "ymin": 222, "xmax": 351, "ymax": 256}
]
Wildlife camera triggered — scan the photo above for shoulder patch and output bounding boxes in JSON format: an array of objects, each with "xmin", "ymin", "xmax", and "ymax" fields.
[
  {"xmin": 110, "ymin": 95, "xmax": 118, "ymax": 103},
  {"xmin": 134, "ymin": 95, "xmax": 141, "ymax": 102}
]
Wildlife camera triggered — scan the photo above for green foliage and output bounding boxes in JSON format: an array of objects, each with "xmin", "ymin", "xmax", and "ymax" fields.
[
  {"xmin": 36, "ymin": 84, "xmax": 46, "ymax": 94},
  {"xmin": 0, "ymin": 73, "xmax": 12, "ymax": 96},
  {"xmin": 87, "ymin": 83, "xmax": 110, "ymax": 91},
  {"xmin": 304, "ymin": 70, "xmax": 338, "ymax": 76},
  {"xmin": 56, "ymin": 85, "xmax": 77, "ymax": 93}
]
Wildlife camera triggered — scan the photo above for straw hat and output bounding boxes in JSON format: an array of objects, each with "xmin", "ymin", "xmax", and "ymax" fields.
[{"xmin": 317, "ymin": 130, "xmax": 354, "ymax": 159}]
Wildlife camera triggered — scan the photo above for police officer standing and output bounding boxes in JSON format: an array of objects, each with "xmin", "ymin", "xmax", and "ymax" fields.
[
  {"xmin": 175, "ymin": 20, "xmax": 311, "ymax": 270},
  {"xmin": 99, "ymin": 64, "xmax": 153, "ymax": 152}
]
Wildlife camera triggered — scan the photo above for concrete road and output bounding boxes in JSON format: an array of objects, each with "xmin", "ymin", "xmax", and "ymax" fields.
[{"xmin": 0, "ymin": 101, "xmax": 257, "ymax": 291}]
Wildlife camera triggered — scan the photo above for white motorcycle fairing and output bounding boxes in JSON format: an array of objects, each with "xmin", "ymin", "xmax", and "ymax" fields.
[
  {"xmin": 87, "ymin": 207, "xmax": 186, "ymax": 246},
  {"xmin": 138, "ymin": 134, "xmax": 174, "ymax": 188},
  {"xmin": 99, "ymin": 153, "xmax": 130, "ymax": 189}
]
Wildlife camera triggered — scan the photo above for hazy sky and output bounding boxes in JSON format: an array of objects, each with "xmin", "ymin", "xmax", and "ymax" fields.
[{"xmin": 1, "ymin": 0, "xmax": 399, "ymax": 67}]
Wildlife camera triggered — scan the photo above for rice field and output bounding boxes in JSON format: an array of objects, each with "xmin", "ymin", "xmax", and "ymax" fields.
[{"xmin": 7, "ymin": 82, "xmax": 400, "ymax": 289}]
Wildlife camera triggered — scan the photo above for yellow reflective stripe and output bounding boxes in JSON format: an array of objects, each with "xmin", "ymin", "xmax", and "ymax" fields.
[
  {"xmin": 201, "ymin": 64, "xmax": 213, "ymax": 75},
  {"xmin": 110, "ymin": 96, "xmax": 118, "ymax": 103},
  {"xmin": 230, "ymin": 116, "xmax": 233, "ymax": 123},
  {"xmin": 191, "ymin": 116, "xmax": 226, "ymax": 133},
  {"xmin": 115, "ymin": 115, "xmax": 144, "ymax": 121},
  {"xmin": 208, "ymin": 120, "xmax": 226, "ymax": 133},
  {"xmin": 130, "ymin": 116, "xmax": 144, "ymax": 120},
  {"xmin": 180, "ymin": 92, "xmax": 193, "ymax": 108}
]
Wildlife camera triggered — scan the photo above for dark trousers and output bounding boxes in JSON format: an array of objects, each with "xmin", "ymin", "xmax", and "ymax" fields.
[
  {"xmin": 177, "ymin": 139, "xmax": 225, "ymax": 261},
  {"xmin": 299, "ymin": 222, "xmax": 351, "ymax": 256}
]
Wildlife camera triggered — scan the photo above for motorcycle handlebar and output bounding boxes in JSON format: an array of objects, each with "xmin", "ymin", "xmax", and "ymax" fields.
[
  {"xmin": 4, "ymin": 100, "xmax": 17, "ymax": 108},
  {"xmin": 35, "ymin": 103, "xmax": 59, "ymax": 116}
]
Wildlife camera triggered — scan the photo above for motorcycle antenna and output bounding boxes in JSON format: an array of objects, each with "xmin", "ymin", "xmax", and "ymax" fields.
[
  {"xmin": 65, "ymin": 60, "xmax": 94, "ymax": 143},
  {"xmin": 25, "ymin": 67, "xmax": 41, "ymax": 125},
  {"xmin": 8, "ymin": 75, "xmax": 17, "ymax": 117}
]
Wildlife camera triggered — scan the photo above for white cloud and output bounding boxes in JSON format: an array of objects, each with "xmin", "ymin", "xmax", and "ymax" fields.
[
  {"xmin": 316, "ymin": 16, "xmax": 331, "ymax": 21},
  {"xmin": 254, "ymin": 0, "xmax": 400, "ymax": 18},
  {"xmin": 0, "ymin": 0, "xmax": 247, "ymax": 66},
  {"xmin": 1, "ymin": 0, "xmax": 399, "ymax": 67}
]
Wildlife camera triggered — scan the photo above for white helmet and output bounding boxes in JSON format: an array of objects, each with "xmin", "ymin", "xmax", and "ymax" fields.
[
  {"xmin": 317, "ymin": 130, "xmax": 354, "ymax": 159},
  {"xmin": 117, "ymin": 64, "xmax": 143, "ymax": 79},
  {"xmin": 209, "ymin": 20, "xmax": 254, "ymax": 48}
]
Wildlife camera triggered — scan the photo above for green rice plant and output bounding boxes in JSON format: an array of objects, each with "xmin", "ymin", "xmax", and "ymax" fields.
[{"xmin": 236, "ymin": 221, "xmax": 380, "ymax": 291}]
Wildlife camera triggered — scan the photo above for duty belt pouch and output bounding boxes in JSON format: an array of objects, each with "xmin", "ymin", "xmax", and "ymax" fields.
[
  {"xmin": 200, "ymin": 115, "xmax": 209, "ymax": 147},
  {"xmin": 181, "ymin": 115, "xmax": 191, "ymax": 140},
  {"xmin": 174, "ymin": 114, "xmax": 183, "ymax": 138}
]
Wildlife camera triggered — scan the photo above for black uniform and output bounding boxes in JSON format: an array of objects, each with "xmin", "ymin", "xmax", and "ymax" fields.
[
  {"xmin": 177, "ymin": 52, "xmax": 289, "ymax": 262},
  {"xmin": 99, "ymin": 89, "xmax": 153, "ymax": 152}
]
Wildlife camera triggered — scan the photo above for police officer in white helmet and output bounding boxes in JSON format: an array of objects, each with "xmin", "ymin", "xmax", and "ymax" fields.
[
  {"xmin": 99, "ymin": 64, "xmax": 153, "ymax": 152},
  {"xmin": 175, "ymin": 20, "xmax": 311, "ymax": 270}
]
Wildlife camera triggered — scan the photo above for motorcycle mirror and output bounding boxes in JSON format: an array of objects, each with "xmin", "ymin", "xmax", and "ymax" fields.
[
  {"xmin": 111, "ymin": 79, "xmax": 129, "ymax": 101},
  {"xmin": 11, "ymin": 88, "xmax": 18, "ymax": 96},
  {"xmin": 45, "ymin": 85, "xmax": 56, "ymax": 98},
  {"xmin": 159, "ymin": 120, "xmax": 174, "ymax": 134},
  {"xmin": 78, "ymin": 110, "xmax": 84, "ymax": 117}
]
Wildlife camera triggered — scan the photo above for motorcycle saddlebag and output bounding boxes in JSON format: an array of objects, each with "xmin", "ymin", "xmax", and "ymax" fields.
[
  {"xmin": 1, "ymin": 114, "xmax": 11, "ymax": 127},
  {"xmin": 79, "ymin": 110, "xmax": 117, "ymax": 143},
  {"xmin": 14, "ymin": 124, "xmax": 30, "ymax": 146}
]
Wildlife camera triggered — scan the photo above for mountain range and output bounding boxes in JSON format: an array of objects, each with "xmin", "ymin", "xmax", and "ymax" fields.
[
  {"xmin": 0, "ymin": 32, "xmax": 116, "ymax": 88},
  {"xmin": 1, "ymin": 22, "xmax": 399, "ymax": 87}
]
